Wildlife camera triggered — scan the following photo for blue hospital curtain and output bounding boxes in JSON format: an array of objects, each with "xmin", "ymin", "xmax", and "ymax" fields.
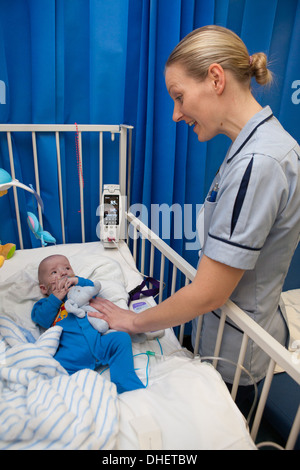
[
  {"xmin": 0, "ymin": 0, "xmax": 299, "ymax": 289},
  {"xmin": 125, "ymin": 0, "xmax": 300, "ymax": 290},
  {"xmin": 0, "ymin": 0, "xmax": 130, "ymax": 246}
]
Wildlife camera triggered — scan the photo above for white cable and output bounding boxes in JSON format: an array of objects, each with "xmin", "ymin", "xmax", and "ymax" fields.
[
  {"xmin": 200, "ymin": 355, "xmax": 258, "ymax": 425},
  {"xmin": 256, "ymin": 441, "xmax": 285, "ymax": 450}
]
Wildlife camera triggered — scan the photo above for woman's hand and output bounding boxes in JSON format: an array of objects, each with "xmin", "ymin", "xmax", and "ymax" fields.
[{"xmin": 88, "ymin": 297, "xmax": 137, "ymax": 333}]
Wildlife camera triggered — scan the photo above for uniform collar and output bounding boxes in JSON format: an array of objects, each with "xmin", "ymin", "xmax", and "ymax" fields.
[{"xmin": 226, "ymin": 106, "xmax": 274, "ymax": 163}]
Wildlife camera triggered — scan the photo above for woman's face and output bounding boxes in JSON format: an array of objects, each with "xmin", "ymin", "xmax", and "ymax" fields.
[{"xmin": 165, "ymin": 63, "xmax": 220, "ymax": 142}]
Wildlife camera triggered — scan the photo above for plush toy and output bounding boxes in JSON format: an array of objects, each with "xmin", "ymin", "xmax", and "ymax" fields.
[
  {"xmin": 0, "ymin": 242, "xmax": 16, "ymax": 268},
  {"xmin": 1, "ymin": 168, "xmax": 51, "ymax": 247},
  {"xmin": 27, "ymin": 212, "xmax": 56, "ymax": 247},
  {"xmin": 0, "ymin": 168, "xmax": 12, "ymax": 196},
  {"xmin": 64, "ymin": 280, "xmax": 109, "ymax": 334},
  {"xmin": 0, "ymin": 168, "xmax": 43, "ymax": 206}
]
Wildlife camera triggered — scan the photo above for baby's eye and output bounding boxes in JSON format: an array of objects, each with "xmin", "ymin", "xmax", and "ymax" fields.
[{"xmin": 51, "ymin": 270, "xmax": 57, "ymax": 275}]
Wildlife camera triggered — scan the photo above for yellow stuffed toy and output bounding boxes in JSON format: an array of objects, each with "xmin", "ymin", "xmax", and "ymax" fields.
[
  {"xmin": 0, "ymin": 242, "xmax": 16, "ymax": 268},
  {"xmin": 0, "ymin": 170, "xmax": 16, "ymax": 265}
]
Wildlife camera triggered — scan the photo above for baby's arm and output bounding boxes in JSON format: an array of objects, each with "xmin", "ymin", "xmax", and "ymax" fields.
[{"xmin": 31, "ymin": 295, "xmax": 63, "ymax": 329}]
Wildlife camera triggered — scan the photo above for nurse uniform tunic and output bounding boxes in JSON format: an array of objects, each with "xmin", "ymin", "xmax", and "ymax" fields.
[{"xmin": 193, "ymin": 106, "xmax": 300, "ymax": 385}]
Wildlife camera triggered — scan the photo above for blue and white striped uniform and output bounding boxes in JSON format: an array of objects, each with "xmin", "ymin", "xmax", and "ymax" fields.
[{"xmin": 193, "ymin": 106, "xmax": 300, "ymax": 385}]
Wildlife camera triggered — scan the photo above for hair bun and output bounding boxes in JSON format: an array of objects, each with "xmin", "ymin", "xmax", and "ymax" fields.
[{"xmin": 250, "ymin": 52, "xmax": 273, "ymax": 85}]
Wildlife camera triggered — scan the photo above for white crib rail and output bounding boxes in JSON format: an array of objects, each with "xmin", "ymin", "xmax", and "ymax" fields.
[{"xmin": 126, "ymin": 210, "xmax": 300, "ymax": 450}]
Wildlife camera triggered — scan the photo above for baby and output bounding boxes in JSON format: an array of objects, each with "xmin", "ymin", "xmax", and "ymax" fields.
[{"xmin": 31, "ymin": 254, "xmax": 145, "ymax": 394}]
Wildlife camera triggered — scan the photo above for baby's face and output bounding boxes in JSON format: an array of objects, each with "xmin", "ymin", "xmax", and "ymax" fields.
[{"xmin": 39, "ymin": 255, "xmax": 75, "ymax": 295}]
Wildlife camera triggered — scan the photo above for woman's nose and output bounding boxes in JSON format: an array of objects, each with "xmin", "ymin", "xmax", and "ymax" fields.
[{"xmin": 172, "ymin": 103, "xmax": 183, "ymax": 122}]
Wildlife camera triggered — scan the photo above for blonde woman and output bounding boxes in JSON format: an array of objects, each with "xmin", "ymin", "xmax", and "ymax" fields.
[{"xmin": 90, "ymin": 26, "xmax": 300, "ymax": 401}]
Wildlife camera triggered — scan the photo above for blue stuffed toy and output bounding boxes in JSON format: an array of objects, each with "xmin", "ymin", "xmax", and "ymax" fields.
[
  {"xmin": 64, "ymin": 280, "xmax": 109, "ymax": 334},
  {"xmin": 27, "ymin": 212, "xmax": 56, "ymax": 247}
]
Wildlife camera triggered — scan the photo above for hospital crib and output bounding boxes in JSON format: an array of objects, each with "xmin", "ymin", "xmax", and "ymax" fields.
[{"xmin": 0, "ymin": 123, "xmax": 299, "ymax": 450}]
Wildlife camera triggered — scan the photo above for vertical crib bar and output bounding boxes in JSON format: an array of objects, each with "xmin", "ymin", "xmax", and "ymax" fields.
[
  {"xmin": 78, "ymin": 130, "xmax": 85, "ymax": 243},
  {"xmin": 31, "ymin": 132, "xmax": 43, "ymax": 225},
  {"xmin": 179, "ymin": 325, "xmax": 185, "ymax": 345},
  {"xmin": 140, "ymin": 236, "xmax": 145, "ymax": 275},
  {"xmin": 171, "ymin": 265, "xmax": 177, "ymax": 295},
  {"xmin": 127, "ymin": 127, "xmax": 132, "ymax": 211},
  {"xmin": 99, "ymin": 131, "xmax": 103, "ymax": 208},
  {"xmin": 231, "ymin": 333, "xmax": 249, "ymax": 401},
  {"xmin": 158, "ymin": 254, "xmax": 165, "ymax": 303},
  {"xmin": 149, "ymin": 243, "xmax": 155, "ymax": 279},
  {"xmin": 179, "ymin": 277, "xmax": 190, "ymax": 345},
  {"xmin": 251, "ymin": 358, "xmax": 276, "ymax": 442},
  {"xmin": 55, "ymin": 131, "xmax": 66, "ymax": 244},
  {"xmin": 193, "ymin": 315, "xmax": 203, "ymax": 357},
  {"xmin": 133, "ymin": 227, "xmax": 137, "ymax": 263},
  {"xmin": 7, "ymin": 131, "xmax": 24, "ymax": 249},
  {"xmin": 125, "ymin": 129, "xmax": 132, "ymax": 246},
  {"xmin": 119, "ymin": 126, "xmax": 127, "ymax": 197},
  {"xmin": 285, "ymin": 405, "xmax": 300, "ymax": 450},
  {"xmin": 119, "ymin": 126, "xmax": 127, "ymax": 241},
  {"xmin": 212, "ymin": 310, "xmax": 227, "ymax": 368}
]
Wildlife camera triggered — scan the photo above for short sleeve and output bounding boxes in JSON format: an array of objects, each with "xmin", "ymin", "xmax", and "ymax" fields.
[{"xmin": 203, "ymin": 154, "xmax": 288, "ymax": 269}]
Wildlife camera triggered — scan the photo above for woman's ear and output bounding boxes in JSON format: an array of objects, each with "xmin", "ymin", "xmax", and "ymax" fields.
[{"xmin": 208, "ymin": 63, "xmax": 225, "ymax": 95}]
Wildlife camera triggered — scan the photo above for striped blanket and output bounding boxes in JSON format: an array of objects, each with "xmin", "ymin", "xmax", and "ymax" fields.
[{"xmin": 0, "ymin": 316, "xmax": 119, "ymax": 450}]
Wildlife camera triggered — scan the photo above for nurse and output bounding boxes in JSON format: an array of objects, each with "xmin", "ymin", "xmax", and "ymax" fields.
[{"xmin": 90, "ymin": 26, "xmax": 300, "ymax": 391}]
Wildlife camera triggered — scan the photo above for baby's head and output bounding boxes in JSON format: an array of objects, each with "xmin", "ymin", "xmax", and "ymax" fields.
[{"xmin": 38, "ymin": 254, "xmax": 75, "ymax": 296}]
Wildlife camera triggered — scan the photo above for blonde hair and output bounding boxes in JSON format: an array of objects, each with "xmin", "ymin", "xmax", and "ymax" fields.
[{"xmin": 166, "ymin": 25, "xmax": 273, "ymax": 86}]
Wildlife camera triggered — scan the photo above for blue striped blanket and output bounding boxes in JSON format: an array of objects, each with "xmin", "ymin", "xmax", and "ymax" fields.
[{"xmin": 0, "ymin": 316, "xmax": 118, "ymax": 450}]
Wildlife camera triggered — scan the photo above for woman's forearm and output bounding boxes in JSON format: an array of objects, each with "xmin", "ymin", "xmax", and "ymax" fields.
[
  {"xmin": 132, "ymin": 255, "xmax": 244, "ymax": 333},
  {"xmin": 132, "ymin": 283, "xmax": 202, "ymax": 333},
  {"xmin": 89, "ymin": 255, "xmax": 244, "ymax": 334}
]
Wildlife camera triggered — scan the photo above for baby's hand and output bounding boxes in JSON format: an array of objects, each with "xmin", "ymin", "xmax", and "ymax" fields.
[
  {"xmin": 51, "ymin": 277, "xmax": 78, "ymax": 301},
  {"xmin": 65, "ymin": 276, "xmax": 78, "ymax": 288}
]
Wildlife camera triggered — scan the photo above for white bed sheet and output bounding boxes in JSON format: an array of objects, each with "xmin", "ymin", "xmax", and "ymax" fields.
[{"xmin": 0, "ymin": 241, "xmax": 256, "ymax": 450}]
